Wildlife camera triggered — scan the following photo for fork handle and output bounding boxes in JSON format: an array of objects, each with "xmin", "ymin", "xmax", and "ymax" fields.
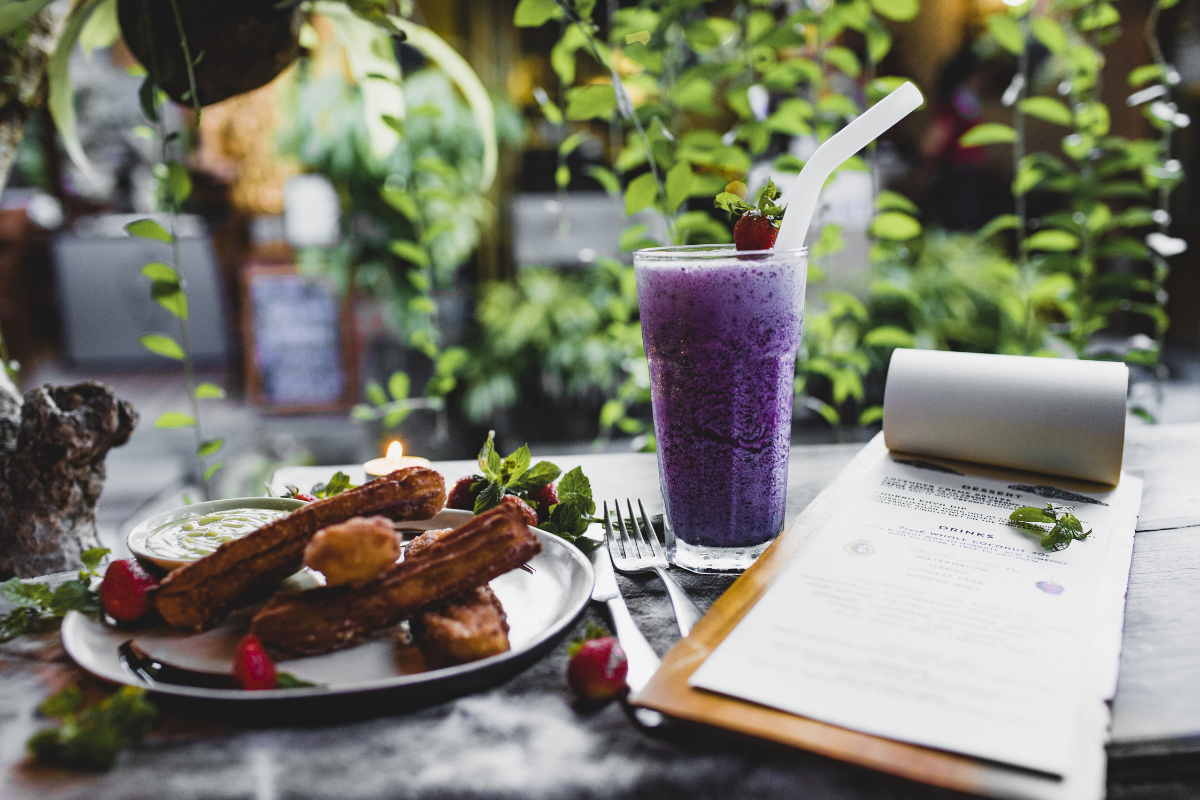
[
  {"xmin": 605, "ymin": 598, "xmax": 661, "ymax": 692},
  {"xmin": 653, "ymin": 566, "xmax": 704, "ymax": 638}
]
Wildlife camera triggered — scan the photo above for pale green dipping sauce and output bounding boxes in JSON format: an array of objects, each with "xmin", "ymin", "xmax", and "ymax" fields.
[{"xmin": 143, "ymin": 507, "xmax": 290, "ymax": 560}]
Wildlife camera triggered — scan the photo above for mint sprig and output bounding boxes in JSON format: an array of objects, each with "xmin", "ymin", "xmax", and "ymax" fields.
[
  {"xmin": 312, "ymin": 471, "xmax": 355, "ymax": 498},
  {"xmin": 28, "ymin": 685, "xmax": 157, "ymax": 771},
  {"xmin": 469, "ymin": 433, "xmax": 598, "ymax": 552},
  {"xmin": 472, "ymin": 432, "xmax": 562, "ymax": 514},
  {"xmin": 715, "ymin": 178, "xmax": 784, "ymax": 220},
  {"xmin": 0, "ymin": 547, "xmax": 109, "ymax": 642},
  {"xmin": 541, "ymin": 467, "xmax": 598, "ymax": 548},
  {"xmin": 1009, "ymin": 504, "xmax": 1092, "ymax": 552}
]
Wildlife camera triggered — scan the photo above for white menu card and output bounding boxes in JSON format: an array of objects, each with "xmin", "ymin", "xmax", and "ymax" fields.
[{"xmin": 689, "ymin": 351, "xmax": 1142, "ymax": 799}]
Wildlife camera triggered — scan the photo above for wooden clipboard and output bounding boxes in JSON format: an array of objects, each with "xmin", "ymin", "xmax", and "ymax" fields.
[{"xmin": 629, "ymin": 434, "xmax": 1132, "ymax": 799}]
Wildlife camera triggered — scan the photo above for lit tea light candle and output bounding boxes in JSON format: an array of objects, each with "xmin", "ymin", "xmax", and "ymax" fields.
[{"xmin": 363, "ymin": 440, "xmax": 430, "ymax": 477}]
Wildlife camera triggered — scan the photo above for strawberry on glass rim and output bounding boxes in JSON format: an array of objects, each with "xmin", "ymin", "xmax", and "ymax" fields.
[{"xmin": 716, "ymin": 179, "xmax": 785, "ymax": 251}]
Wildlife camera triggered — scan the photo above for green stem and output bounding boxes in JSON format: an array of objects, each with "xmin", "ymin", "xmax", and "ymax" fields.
[
  {"xmin": 171, "ymin": 214, "xmax": 208, "ymax": 501},
  {"xmin": 166, "ymin": 0, "xmax": 201, "ymax": 122},
  {"xmin": 1015, "ymin": 13, "xmax": 1033, "ymax": 352},
  {"xmin": 154, "ymin": 96, "xmax": 208, "ymax": 500},
  {"xmin": 553, "ymin": 0, "xmax": 674, "ymax": 242}
]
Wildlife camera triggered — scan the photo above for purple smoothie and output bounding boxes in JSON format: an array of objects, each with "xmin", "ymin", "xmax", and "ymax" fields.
[{"xmin": 635, "ymin": 247, "xmax": 806, "ymax": 567}]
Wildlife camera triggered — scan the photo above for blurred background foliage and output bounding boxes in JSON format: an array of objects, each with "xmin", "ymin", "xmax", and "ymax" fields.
[{"xmin": 51, "ymin": 0, "xmax": 1174, "ymax": 450}]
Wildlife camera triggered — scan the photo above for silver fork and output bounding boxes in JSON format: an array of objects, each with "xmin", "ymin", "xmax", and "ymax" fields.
[{"xmin": 604, "ymin": 500, "xmax": 703, "ymax": 637}]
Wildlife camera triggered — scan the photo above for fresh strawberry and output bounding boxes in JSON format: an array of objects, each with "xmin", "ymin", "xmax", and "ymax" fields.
[
  {"xmin": 99, "ymin": 558, "xmax": 159, "ymax": 623},
  {"xmin": 567, "ymin": 636, "xmax": 628, "ymax": 702},
  {"xmin": 526, "ymin": 482, "xmax": 559, "ymax": 525},
  {"xmin": 498, "ymin": 494, "xmax": 538, "ymax": 528},
  {"xmin": 447, "ymin": 475, "xmax": 483, "ymax": 510},
  {"xmin": 733, "ymin": 209, "xmax": 778, "ymax": 251},
  {"xmin": 233, "ymin": 634, "xmax": 277, "ymax": 690}
]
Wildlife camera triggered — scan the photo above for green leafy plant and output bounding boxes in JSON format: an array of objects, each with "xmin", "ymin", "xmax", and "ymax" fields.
[
  {"xmin": 0, "ymin": 548, "xmax": 108, "ymax": 642},
  {"xmin": 126, "ymin": 105, "xmax": 225, "ymax": 497},
  {"xmin": 28, "ymin": 685, "xmax": 157, "ymax": 771},
  {"xmin": 463, "ymin": 258, "xmax": 646, "ymax": 440},
  {"xmin": 960, "ymin": 0, "xmax": 1180, "ymax": 366},
  {"xmin": 1009, "ymin": 503, "xmax": 1091, "ymax": 552},
  {"xmin": 20, "ymin": 0, "xmax": 489, "ymax": 441},
  {"xmin": 277, "ymin": 6, "xmax": 510, "ymax": 436},
  {"xmin": 509, "ymin": 0, "xmax": 920, "ymax": 435}
]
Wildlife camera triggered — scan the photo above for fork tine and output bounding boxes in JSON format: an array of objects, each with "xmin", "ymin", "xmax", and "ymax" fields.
[
  {"xmin": 613, "ymin": 500, "xmax": 638, "ymax": 559},
  {"xmin": 637, "ymin": 499, "xmax": 666, "ymax": 559},
  {"xmin": 628, "ymin": 499, "xmax": 656, "ymax": 561},
  {"xmin": 603, "ymin": 501, "xmax": 622, "ymax": 563}
]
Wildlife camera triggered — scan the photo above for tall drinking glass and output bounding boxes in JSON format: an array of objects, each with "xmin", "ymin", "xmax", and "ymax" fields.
[{"xmin": 634, "ymin": 244, "xmax": 807, "ymax": 573}]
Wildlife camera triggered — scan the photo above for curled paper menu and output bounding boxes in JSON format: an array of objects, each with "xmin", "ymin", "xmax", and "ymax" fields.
[
  {"xmin": 883, "ymin": 349, "xmax": 1128, "ymax": 485},
  {"xmin": 651, "ymin": 350, "xmax": 1141, "ymax": 800}
]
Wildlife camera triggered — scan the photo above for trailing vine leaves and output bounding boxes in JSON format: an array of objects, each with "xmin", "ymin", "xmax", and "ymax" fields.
[
  {"xmin": 961, "ymin": 0, "xmax": 1181, "ymax": 372},
  {"xmin": 281, "ymin": 8, "xmax": 505, "ymax": 436},
  {"xmin": 508, "ymin": 0, "xmax": 923, "ymax": 433},
  {"xmin": 128, "ymin": 87, "xmax": 224, "ymax": 496}
]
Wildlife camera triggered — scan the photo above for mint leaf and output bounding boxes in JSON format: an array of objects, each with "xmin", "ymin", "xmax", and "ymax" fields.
[
  {"xmin": 510, "ymin": 461, "xmax": 561, "ymax": 493},
  {"xmin": 714, "ymin": 192, "xmax": 752, "ymax": 215},
  {"xmin": 474, "ymin": 481, "xmax": 504, "ymax": 514},
  {"xmin": 477, "ymin": 431, "xmax": 502, "ymax": 481},
  {"xmin": 275, "ymin": 672, "xmax": 319, "ymax": 689},
  {"xmin": 1059, "ymin": 513, "xmax": 1085, "ymax": 533},
  {"xmin": 0, "ymin": 607, "xmax": 35, "ymax": 642},
  {"xmin": 48, "ymin": 580, "xmax": 101, "ymax": 617},
  {"xmin": 313, "ymin": 472, "xmax": 355, "ymax": 499},
  {"xmin": 79, "ymin": 548, "xmax": 109, "ymax": 577},
  {"xmin": 558, "ymin": 467, "xmax": 595, "ymax": 517},
  {"xmin": 1009, "ymin": 505, "xmax": 1057, "ymax": 524},
  {"xmin": 500, "ymin": 444, "xmax": 531, "ymax": 486},
  {"xmin": 1009, "ymin": 504, "xmax": 1091, "ymax": 552},
  {"xmin": 2, "ymin": 578, "xmax": 54, "ymax": 609},
  {"xmin": 757, "ymin": 178, "xmax": 783, "ymax": 212}
]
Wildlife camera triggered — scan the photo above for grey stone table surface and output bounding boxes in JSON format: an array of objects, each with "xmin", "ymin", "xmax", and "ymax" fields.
[{"xmin": 2, "ymin": 427, "xmax": 1199, "ymax": 800}]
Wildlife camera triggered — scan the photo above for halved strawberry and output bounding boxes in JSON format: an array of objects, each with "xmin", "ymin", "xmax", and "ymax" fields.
[
  {"xmin": 99, "ymin": 558, "xmax": 159, "ymax": 623},
  {"xmin": 733, "ymin": 209, "xmax": 778, "ymax": 251},
  {"xmin": 233, "ymin": 634, "xmax": 277, "ymax": 691}
]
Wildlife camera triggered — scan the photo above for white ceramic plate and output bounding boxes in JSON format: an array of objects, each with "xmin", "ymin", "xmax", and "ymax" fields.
[{"xmin": 71, "ymin": 511, "xmax": 593, "ymax": 704}]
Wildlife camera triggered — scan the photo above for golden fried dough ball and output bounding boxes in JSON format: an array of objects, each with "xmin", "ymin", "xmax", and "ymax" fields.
[{"xmin": 303, "ymin": 516, "xmax": 401, "ymax": 588}]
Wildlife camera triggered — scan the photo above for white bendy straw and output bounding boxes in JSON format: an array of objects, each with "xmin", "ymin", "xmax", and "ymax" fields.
[{"xmin": 774, "ymin": 81, "xmax": 924, "ymax": 252}]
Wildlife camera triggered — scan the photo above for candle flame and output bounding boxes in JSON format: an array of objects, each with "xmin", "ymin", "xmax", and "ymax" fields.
[{"xmin": 387, "ymin": 441, "xmax": 403, "ymax": 460}]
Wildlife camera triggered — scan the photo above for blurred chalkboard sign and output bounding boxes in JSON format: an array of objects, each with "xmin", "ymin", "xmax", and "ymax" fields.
[{"xmin": 241, "ymin": 265, "xmax": 356, "ymax": 413}]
